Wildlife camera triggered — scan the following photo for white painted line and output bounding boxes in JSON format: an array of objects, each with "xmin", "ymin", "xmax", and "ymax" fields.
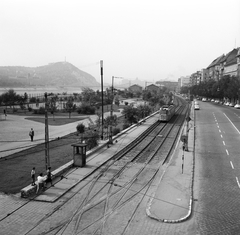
[
  {"xmin": 221, "ymin": 135, "xmax": 223, "ymax": 138},
  {"xmin": 236, "ymin": 177, "xmax": 240, "ymax": 188},
  {"xmin": 224, "ymin": 113, "xmax": 240, "ymax": 135},
  {"xmin": 223, "ymin": 141, "xmax": 225, "ymax": 146},
  {"xmin": 230, "ymin": 161, "xmax": 234, "ymax": 169},
  {"xmin": 219, "ymin": 130, "xmax": 221, "ymax": 133},
  {"xmin": 226, "ymin": 149, "xmax": 229, "ymax": 155}
]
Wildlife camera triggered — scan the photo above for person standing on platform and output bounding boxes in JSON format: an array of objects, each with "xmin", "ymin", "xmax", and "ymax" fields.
[
  {"xmin": 45, "ymin": 167, "xmax": 54, "ymax": 187},
  {"xmin": 36, "ymin": 173, "xmax": 45, "ymax": 194},
  {"xmin": 31, "ymin": 167, "xmax": 36, "ymax": 186}
]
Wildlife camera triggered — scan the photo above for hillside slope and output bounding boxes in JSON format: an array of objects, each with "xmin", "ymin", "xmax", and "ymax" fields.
[{"xmin": 0, "ymin": 62, "xmax": 100, "ymax": 87}]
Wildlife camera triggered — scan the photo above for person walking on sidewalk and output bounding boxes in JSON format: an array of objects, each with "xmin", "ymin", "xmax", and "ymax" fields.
[
  {"xmin": 45, "ymin": 167, "xmax": 54, "ymax": 187},
  {"xmin": 29, "ymin": 128, "xmax": 34, "ymax": 142},
  {"xmin": 31, "ymin": 167, "xmax": 36, "ymax": 186}
]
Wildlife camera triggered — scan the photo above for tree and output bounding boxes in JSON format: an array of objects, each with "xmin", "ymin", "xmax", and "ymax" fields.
[
  {"xmin": 122, "ymin": 106, "xmax": 139, "ymax": 124},
  {"xmin": 1, "ymin": 89, "xmax": 21, "ymax": 107},
  {"xmin": 65, "ymin": 97, "xmax": 76, "ymax": 118},
  {"xmin": 76, "ymin": 123, "xmax": 85, "ymax": 143},
  {"xmin": 48, "ymin": 95, "xmax": 58, "ymax": 120},
  {"xmin": 81, "ymin": 87, "xmax": 97, "ymax": 105}
]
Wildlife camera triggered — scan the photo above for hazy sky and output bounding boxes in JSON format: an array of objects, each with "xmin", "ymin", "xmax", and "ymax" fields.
[{"xmin": 1, "ymin": 0, "xmax": 240, "ymax": 84}]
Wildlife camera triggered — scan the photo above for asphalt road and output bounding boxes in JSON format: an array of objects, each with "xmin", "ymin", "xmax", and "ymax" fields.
[{"xmin": 192, "ymin": 100, "xmax": 240, "ymax": 234}]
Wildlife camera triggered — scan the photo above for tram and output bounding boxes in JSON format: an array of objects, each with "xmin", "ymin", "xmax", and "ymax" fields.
[{"xmin": 159, "ymin": 105, "xmax": 175, "ymax": 122}]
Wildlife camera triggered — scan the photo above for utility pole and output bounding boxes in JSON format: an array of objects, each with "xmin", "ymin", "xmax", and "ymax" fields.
[
  {"xmin": 44, "ymin": 92, "xmax": 50, "ymax": 170},
  {"xmin": 100, "ymin": 60, "xmax": 104, "ymax": 140},
  {"xmin": 109, "ymin": 76, "xmax": 114, "ymax": 144}
]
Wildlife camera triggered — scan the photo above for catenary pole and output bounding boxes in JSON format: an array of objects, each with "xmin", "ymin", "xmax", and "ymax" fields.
[
  {"xmin": 100, "ymin": 60, "xmax": 104, "ymax": 140},
  {"xmin": 44, "ymin": 92, "xmax": 50, "ymax": 169}
]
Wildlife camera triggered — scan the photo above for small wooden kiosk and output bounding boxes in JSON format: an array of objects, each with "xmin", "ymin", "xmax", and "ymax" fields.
[{"xmin": 71, "ymin": 143, "xmax": 87, "ymax": 167}]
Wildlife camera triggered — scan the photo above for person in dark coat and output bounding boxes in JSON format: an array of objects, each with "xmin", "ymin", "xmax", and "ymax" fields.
[{"xmin": 29, "ymin": 128, "xmax": 34, "ymax": 141}]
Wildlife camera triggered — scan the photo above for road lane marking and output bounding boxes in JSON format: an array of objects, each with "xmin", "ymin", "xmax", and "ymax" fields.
[
  {"xmin": 226, "ymin": 149, "xmax": 229, "ymax": 155},
  {"xmin": 224, "ymin": 113, "xmax": 240, "ymax": 134},
  {"xmin": 230, "ymin": 161, "xmax": 234, "ymax": 169},
  {"xmin": 220, "ymin": 135, "xmax": 223, "ymax": 138},
  {"xmin": 219, "ymin": 130, "xmax": 221, "ymax": 133},
  {"xmin": 223, "ymin": 141, "xmax": 225, "ymax": 145},
  {"xmin": 236, "ymin": 177, "xmax": 240, "ymax": 188}
]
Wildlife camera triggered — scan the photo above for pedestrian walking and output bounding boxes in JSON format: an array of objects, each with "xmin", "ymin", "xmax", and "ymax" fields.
[
  {"xmin": 45, "ymin": 167, "xmax": 54, "ymax": 187},
  {"xmin": 31, "ymin": 167, "xmax": 36, "ymax": 186},
  {"xmin": 36, "ymin": 173, "xmax": 45, "ymax": 194},
  {"xmin": 29, "ymin": 128, "xmax": 34, "ymax": 142}
]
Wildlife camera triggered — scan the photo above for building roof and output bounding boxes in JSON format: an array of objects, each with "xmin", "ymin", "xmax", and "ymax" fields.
[
  {"xmin": 129, "ymin": 84, "xmax": 142, "ymax": 88},
  {"xmin": 224, "ymin": 48, "xmax": 239, "ymax": 67},
  {"xmin": 207, "ymin": 54, "xmax": 225, "ymax": 69}
]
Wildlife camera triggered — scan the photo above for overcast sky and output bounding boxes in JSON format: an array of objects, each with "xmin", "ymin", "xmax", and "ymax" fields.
[{"xmin": 1, "ymin": 0, "xmax": 240, "ymax": 84}]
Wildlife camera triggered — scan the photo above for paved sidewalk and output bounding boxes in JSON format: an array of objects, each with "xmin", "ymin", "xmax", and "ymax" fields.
[{"xmin": 147, "ymin": 106, "xmax": 195, "ymax": 222}]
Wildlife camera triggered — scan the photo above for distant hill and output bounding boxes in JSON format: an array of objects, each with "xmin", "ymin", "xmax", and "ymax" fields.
[{"xmin": 0, "ymin": 62, "xmax": 100, "ymax": 88}]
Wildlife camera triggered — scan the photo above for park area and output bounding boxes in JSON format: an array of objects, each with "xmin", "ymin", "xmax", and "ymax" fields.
[{"xmin": 0, "ymin": 105, "xmax": 127, "ymax": 194}]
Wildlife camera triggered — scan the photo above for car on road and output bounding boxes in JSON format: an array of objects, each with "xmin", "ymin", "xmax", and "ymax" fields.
[
  {"xmin": 194, "ymin": 104, "xmax": 200, "ymax": 110},
  {"xmin": 202, "ymin": 98, "xmax": 207, "ymax": 102},
  {"xmin": 234, "ymin": 104, "xmax": 240, "ymax": 109}
]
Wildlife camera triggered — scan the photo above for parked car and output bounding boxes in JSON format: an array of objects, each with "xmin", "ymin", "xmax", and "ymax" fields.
[
  {"xmin": 229, "ymin": 103, "xmax": 235, "ymax": 107},
  {"xmin": 234, "ymin": 104, "xmax": 240, "ymax": 109},
  {"xmin": 202, "ymin": 98, "xmax": 207, "ymax": 102},
  {"xmin": 194, "ymin": 104, "xmax": 200, "ymax": 110}
]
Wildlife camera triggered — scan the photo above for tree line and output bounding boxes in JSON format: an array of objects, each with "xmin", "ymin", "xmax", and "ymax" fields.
[{"xmin": 181, "ymin": 75, "xmax": 240, "ymax": 103}]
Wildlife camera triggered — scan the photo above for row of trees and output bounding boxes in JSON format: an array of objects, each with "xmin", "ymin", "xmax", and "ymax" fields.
[{"xmin": 181, "ymin": 75, "xmax": 240, "ymax": 103}]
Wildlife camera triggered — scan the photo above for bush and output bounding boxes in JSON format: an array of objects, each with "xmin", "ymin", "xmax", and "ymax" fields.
[
  {"xmin": 123, "ymin": 123, "xmax": 130, "ymax": 130},
  {"xmin": 28, "ymin": 107, "xmax": 32, "ymax": 112},
  {"xmin": 112, "ymin": 127, "xmax": 120, "ymax": 136},
  {"xmin": 85, "ymin": 131, "xmax": 99, "ymax": 149},
  {"xmin": 77, "ymin": 104, "xmax": 95, "ymax": 114},
  {"xmin": 33, "ymin": 107, "xmax": 45, "ymax": 114}
]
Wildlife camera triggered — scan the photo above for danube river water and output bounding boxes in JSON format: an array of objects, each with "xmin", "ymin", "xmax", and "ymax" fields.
[{"xmin": 0, "ymin": 87, "xmax": 85, "ymax": 96}]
